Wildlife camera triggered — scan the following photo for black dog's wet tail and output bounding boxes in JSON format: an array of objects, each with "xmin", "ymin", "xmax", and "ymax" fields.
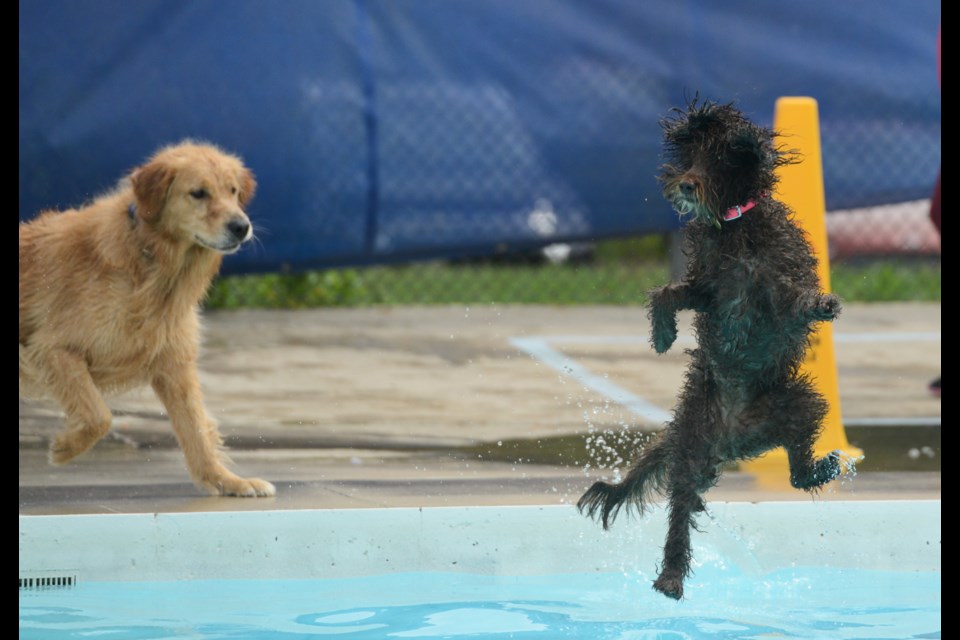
[{"xmin": 577, "ymin": 439, "xmax": 669, "ymax": 529}]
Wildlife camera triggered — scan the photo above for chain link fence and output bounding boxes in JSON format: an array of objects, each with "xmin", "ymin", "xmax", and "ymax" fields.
[{"xmin": 208, "ymin": 221, "xmax": 941, "ymax": 309}]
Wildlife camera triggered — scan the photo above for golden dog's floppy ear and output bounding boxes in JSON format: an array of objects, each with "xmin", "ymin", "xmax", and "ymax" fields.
[
  {"xmin": 130, "ymin": 161, "xmax": 175, "ymax": 221},
  {"xmin": 239, "ymin": 168, "xmax": 257, "ymax": 207}
]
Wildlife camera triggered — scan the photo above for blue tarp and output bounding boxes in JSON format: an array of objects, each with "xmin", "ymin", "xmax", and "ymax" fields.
[{"xmin": 19, "ymin": 1, "xmax": 940, "ymax": 275}]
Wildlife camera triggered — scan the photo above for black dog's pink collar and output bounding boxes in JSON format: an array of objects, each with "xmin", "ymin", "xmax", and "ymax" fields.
[
  {"xmin": 723, "ymin": 200, "xmax": 756, "ymax": 221},
  {"xmin": 723, "ymin": 193, "xmax": 768, "ymax": 221}
]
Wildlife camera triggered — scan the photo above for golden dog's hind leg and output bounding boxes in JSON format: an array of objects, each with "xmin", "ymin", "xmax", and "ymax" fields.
[
  {"xmin": 43, "ymin": 349, "xmax": 114, "ymax": 465},
  {"xmin": 151, "ymin": 358, "xmax": 276, "ymax": 497}
]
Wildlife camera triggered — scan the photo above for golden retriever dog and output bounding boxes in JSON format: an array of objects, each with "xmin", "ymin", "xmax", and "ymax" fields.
[{"xmin": 19, "ymin": 140, "xmax": 275, "ymax": 497}]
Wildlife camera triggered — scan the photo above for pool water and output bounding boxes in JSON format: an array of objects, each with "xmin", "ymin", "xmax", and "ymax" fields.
[
  {"xmin": 20, "ymin": 566, "xmax": 939, "ymax": 639},
  {"xmin": 19, "ymin": 503, "xmax": 941, "ymax": 639}
]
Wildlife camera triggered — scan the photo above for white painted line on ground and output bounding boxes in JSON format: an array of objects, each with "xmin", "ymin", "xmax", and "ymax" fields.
[
  {"xmin": 509, "ymin": 337, "xmax": 672, "ymax": 425},
  {"xmin": 510, "ymin": 332, "xmax": 941, "ymax": 428}
]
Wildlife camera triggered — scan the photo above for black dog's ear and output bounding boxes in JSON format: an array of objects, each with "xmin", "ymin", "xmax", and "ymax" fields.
[
  {"xmin": 730, "ymin": 129, "xmax": 800, "ymax": 175},
  {"xmin": 130, "ymin": 161, "xmax": 175, "ymax": 221},
  {"xmin": 727, "ymin": 130, "xmax": 773, "ymax": 172}
]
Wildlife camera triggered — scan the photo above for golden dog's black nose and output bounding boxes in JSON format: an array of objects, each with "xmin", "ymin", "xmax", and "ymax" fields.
[{"xmin": 227, "ymin": 219, "xmax": 251, "ymax": 242}]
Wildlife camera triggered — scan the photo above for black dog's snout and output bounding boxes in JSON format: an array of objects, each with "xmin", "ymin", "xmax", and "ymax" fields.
[
  {"xmin": 679, "ymin": 180, "xmax": 697, "ymax": 196},
  {"xmin": 227, "ymin": 218, "xmax": 251, "ymax": 241}
]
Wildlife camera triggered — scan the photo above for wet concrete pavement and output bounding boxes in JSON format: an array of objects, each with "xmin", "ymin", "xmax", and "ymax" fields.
[{"xmin": 19, "ymin": 302, "xmax": 940, "ymax": 515}]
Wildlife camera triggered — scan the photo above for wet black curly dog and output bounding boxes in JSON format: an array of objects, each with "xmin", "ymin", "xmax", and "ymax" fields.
[{"xmin": 578, "ymin": 98, "xmax": 845, "ymax": 600}]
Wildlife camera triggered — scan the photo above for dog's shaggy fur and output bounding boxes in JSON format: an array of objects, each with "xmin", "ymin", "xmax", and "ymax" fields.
[
  {"xmin": 19, "ymin": 141, "xmax": 275, "ymax": 497},
  {"xmin": 577, "ymin": 99, "xmax": 844, "ymax": 599}
]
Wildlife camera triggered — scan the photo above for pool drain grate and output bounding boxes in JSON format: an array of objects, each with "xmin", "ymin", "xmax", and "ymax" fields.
[{"xmin": 19, "ymin": 575, "xmax": 77, "ymax": 590}]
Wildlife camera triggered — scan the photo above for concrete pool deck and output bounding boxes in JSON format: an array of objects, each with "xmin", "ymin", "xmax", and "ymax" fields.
[{"xmin": 19, "ymin": 302, "xmax": 940, "ymax": 516}]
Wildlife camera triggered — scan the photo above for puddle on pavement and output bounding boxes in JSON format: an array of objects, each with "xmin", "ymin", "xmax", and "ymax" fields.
[{"xmin": 448, "ymin": 425, "xmax": 940, "ymax": 472}]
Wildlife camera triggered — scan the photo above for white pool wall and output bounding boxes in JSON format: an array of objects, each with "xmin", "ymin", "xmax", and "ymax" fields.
[{"xmin": 19, "ymin": 500, "xmax": 940, "ymax": 584}]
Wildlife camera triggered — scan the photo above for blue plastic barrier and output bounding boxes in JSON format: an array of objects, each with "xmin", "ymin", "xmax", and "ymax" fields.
[{"xmin": 19, "ymin": 1, "xmax": 940, "ymax": 274}]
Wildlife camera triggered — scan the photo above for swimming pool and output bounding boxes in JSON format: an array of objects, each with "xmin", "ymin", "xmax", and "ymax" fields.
[{"xmin": 19, "ymin": 501, "xmax": 940, "ymax": 638}]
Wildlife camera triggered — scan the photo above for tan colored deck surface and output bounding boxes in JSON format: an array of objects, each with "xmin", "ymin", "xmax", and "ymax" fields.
[{"xmin": 19, "ymin": 303, "xmax": 940, "ymax": 515}]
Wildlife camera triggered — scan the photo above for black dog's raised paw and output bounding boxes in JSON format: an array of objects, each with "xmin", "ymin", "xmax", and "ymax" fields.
[
  {"xmin": 650, "ymin": 313, "xmax": 678, "ymax": 354},
  {"xmin": 818, "ymin": 450, "xmax": 844, "ymax": 482},
  {"xmin": 813, "ymin": 294, "xmax": 842, "ymax": 321},
  {"xmin": 791, "ymin": 450, "xmax": 843, "ymax": 490}
]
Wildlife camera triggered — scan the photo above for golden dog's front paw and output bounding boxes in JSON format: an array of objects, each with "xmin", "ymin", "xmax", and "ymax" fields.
[
  {"xmin": 208, "ymin": 474, "xmax": 277, "ymax": 498},
  {"xmin": 49, "ymin": 431, "xmax": 97, "ymax": 465},
  {"xmin": 242, "ymin": 478, "xmax": 277, "ymax": 497}
]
